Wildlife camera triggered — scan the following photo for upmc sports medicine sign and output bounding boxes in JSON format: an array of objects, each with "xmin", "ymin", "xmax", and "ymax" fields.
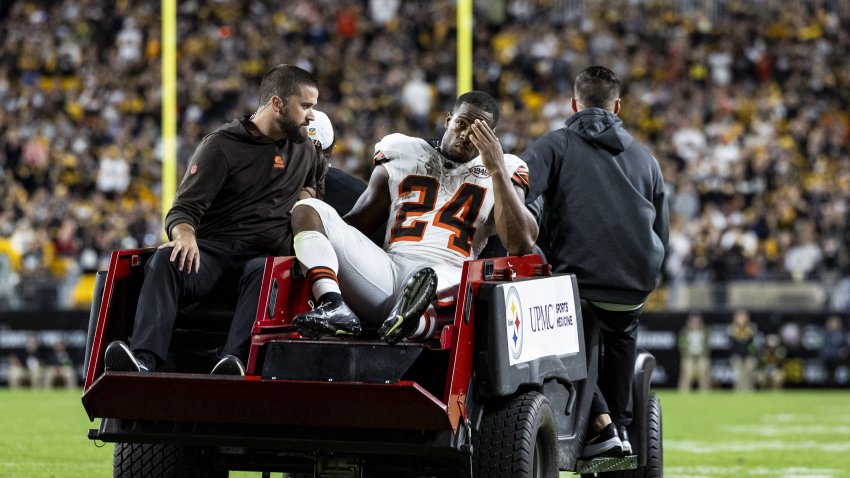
[{"xmin": 504, "ymin": 275, "xmax": 580, "ymax": 366}]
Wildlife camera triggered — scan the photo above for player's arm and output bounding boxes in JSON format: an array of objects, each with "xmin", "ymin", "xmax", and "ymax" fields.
[
  {"xmin": 343, "ymin": 164, "xmax": 391, "ymax": 236},
  {"xmin": 469, "ymin": 119, "xmax": 538, "ymax": 255}
]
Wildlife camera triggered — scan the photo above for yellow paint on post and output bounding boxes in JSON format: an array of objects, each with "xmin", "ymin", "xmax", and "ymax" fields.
[
  {"xmin": 161, "ymin": 0, "xmax": 177, "ymax": 237},
  {"xmin": 457, "ymin": 0, "xmax": 473, "ymax": 95}
]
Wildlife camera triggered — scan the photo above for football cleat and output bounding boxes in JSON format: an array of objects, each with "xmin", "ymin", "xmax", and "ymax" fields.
[
  {"xmin": 379, "ymin": 268, "xmax": 438, "ymax": 344},
  {"xmin": 293, "ymin": 299, "xmax": 362, "ymax": 338},
  {"xmin": 210, "ymin": 355, "xmax": 246, "ymax": 376}
]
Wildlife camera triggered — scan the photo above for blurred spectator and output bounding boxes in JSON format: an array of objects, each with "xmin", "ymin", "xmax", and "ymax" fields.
[
  {"xmin": 368, "ymin": 0, "xmax": 400, "ymax": 27},
  {"xmin": 728, "ymin": 309, "xmax": 758, "ymax": 391},
  {"xmin": 115, "ymin": 17, "xmax": 144, "ymax": 71},
  {"xmin": 820, "ymin": 315, "xmax": 850, "ymax": 385},
  {"xmin": 7, "ymin": 335, "xmax": 45, "ymax": 389},
  {"xmin": 401, "ymin": 69, "xmax": 434, "ymax": 131},
  {"xmin": 755, "ymin": 333, "xmax": 786, "ymax": 390},
  {"xmin": 95, "ymin": 144, "xmax": 131, "ymax": 197},
  {"xmin": 784, "ymin": 221, "xmax": 823, "ymax": 281},
  {"xmin": 678, "ymin": 311, "xmax": 711, "ymax": 393},
  {"xmin": 44, "ymin": 340, "xmax": 76, "ymax": 388}
]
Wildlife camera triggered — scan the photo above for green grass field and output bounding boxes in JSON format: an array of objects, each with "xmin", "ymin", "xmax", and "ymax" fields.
[{"xmin": 1, "ymin": 389, "xmax": 848, "ymax": 477}]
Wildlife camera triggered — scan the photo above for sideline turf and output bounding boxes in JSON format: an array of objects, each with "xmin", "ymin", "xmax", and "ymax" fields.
[
  {"xmin": 0, "ymin": 388, "xmax": 111, "ymax": 478},
  {"xmin": 1, "ymin": 388, "xmax": 848, "ymax": 477},
  {"xmin": 658, "ymin": 390, "xmax": 850, "ymax": 478}
]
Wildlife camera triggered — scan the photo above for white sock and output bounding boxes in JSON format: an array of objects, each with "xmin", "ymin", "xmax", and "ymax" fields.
[{"xmin": 294, "ymin": 231, "xmax": 340, "ymax": 300}]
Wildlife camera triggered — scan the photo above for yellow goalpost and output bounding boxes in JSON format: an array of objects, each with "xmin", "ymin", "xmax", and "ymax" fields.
[{"xmin": 159, "ymin": 1, "xmax": 474, "ymax": 226}]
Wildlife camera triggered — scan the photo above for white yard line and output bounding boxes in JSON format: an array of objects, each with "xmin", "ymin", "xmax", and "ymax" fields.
[
  {"xmin": 668, "ymin": 440, "xmax": 850, "ymax": 453},
  {"xmin": 665, "ymin": 466, "xmax": 841, "ymax": 478},
  {"xmin": 722, "ymin": 424, "xmax": 850, "ymax": 435}
]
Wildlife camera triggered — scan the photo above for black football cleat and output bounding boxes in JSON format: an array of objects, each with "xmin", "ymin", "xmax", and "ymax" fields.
[
  {"xmin": 293, "ymin": 299, "xmax": 362, "ymax": 338},
  {"xmin": 210, "ymin": 355, "xmax": 246, "ymax": 376},
  {"xmin": 104, "ymin": 341, "xmax": 151, "ymax": 373},
  {"xmin": 379, "ymin": 268, "xmax": 437, "ymax": 344}
]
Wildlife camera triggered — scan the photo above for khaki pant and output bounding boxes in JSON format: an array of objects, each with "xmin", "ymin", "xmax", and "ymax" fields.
[
  {"xmin": 8, "ymin": 364, "xmax": 46, "ymax": 389},
  {"xmin": 730, "ymin": 355, "xmax": 757, "ymax": 391},
  {"xmin": 45, "ymin": 365, "xmax": 77, "ymax": 388},
  {"xmin": 678, "ymin": 355, "xmax": 710, "ymax": 392}
]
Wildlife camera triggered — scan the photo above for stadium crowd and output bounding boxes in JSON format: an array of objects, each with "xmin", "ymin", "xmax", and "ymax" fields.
[{"xmin": 0, "ymin": 0, "xmax": 849, "ymax": 310}]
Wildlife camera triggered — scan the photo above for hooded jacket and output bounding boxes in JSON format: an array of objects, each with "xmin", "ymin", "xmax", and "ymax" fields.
[
  {"xmin": 523, "ymin": 108, "xmax": 669, "ymax": 304},
  {"xmin": 165, "ymin": 115, "xmax": 323, "ymax": 255}
]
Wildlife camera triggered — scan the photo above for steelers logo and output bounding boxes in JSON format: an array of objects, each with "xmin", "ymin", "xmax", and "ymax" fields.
[{"xmin": 506, "ymin": 287, "xmax": 523, "ymax": 360}]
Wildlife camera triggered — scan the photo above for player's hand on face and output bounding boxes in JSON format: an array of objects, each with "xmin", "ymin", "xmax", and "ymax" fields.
[
  {"xmin": 469, "ymin": 119, "xmax": 502, "ymax": 170},
  {"xmin": 159, "ymin": 235, "xmax": 200, "ymax": 274}
]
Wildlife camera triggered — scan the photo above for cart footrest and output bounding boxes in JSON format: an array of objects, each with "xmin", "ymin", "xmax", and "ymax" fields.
[
  {"xmin": 575, "ymin": 454, "xmax": 638, "ymax": 474},
  {"xmin": 260, "ymin": 340, "xmax": 424, "ymax": 383}
]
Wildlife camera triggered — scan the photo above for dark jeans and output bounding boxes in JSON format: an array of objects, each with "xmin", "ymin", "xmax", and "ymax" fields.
[
  {"xmin": 587, "ymin": 303, "xmax": 642, "ymax": 427},
  {"xmin": 129, "ymin": 238, "xmax": 267, "ymax": 365}
]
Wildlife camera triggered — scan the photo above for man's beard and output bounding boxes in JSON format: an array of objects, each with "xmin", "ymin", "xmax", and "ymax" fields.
[{"xmin": 276, "ymin": 114, "xmax": 308, "ymax": 143}]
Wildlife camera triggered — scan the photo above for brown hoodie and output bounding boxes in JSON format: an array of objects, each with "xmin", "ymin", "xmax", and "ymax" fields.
[{"xmin": 165, "ymin": 115, "xmax": 323, "ymax": 255}]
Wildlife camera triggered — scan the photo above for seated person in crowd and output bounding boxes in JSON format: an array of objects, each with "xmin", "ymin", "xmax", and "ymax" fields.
[
  {"xmin": 44, "ymin": 340, "xmax": 77, "ymax": 388},
  {"xmin": 7, "ymin": 335, "xmax": 46, "ymax": 389}
]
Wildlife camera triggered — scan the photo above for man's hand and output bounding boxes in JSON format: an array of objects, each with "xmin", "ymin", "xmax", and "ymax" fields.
[
  {"xmin": 160, "ymin": 223, "xmax": 200, "ymax": 273},
  {"xmin": 469, "ymin": 119, "xmax": 504, "ymax": 174}
]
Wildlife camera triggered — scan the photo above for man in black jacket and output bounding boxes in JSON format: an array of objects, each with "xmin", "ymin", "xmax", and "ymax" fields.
[
  {"xmin": 104, "ymin": 64, "xmax": 326, "ymax": 375},
  {"xmin": 522, "ymin": 66, "xmax": 669, "ymax": 457}
]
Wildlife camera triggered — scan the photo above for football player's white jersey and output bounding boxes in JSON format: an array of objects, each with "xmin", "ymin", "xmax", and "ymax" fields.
[{"xmin": 374, "ymin": 133, "xmax": 530, "ymax": 269}]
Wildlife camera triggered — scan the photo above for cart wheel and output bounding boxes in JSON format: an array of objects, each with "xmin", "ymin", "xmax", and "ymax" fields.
[
  {"xmin": 640, "ymin": 392, "xmax": 663, "ymax": 477},
  {"xmin": 602, "ymin": 391, "xmax": 662, "ymax": 478},
  {"xmin": 473, "ymin": 390, "xmax": 559, "ymax": 478},
  {"xmin": 113, "ymin": 442, "xmax": 227, "ymax": 478}
]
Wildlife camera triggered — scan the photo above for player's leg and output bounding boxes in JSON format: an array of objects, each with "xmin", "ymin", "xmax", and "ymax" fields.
[{"xmin": 290, "ymin": 198, "xmax": 363, "ymax": 337}]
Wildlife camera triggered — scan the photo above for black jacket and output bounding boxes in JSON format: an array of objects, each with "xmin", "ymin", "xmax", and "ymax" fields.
[
  {"xmin": 523, "ymin": 108, "xmax": 669, "ymax": 304},
  {"xmin": 165, "ymin": 116, "xmax": 323, "ymax": 255}
]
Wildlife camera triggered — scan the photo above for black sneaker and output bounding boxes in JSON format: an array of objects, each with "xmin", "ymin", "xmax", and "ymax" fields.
[
  {"xmin": 210, "ymin": 355, "xmax": 245, "ymax": 376},
  {"xmin": 104, "ymin": 341, "xmax": 151, "ymax": 373},
  {"xmin": 618, "ymin": 425, "xmax": 633, "ymax": 455},
  {"xmin": 293, "ymin": 299, "xmax": 362, "ymax": 338},
  {"xmin": 379, "ymin": 268, "xmax": 437, "ymax": 344},
  {"xmin": 581, "ymin": 423, "xmax": 623, "ymax": 458}
]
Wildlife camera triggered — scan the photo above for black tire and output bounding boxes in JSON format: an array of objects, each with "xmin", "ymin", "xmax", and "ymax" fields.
[
  {"xmin": 113, "ymin": 442, "xmax": 227, "ymax": 478},
  {"xmin": 602, "ymin": 392, "xmax": 662, "ymax": 478},
  {"xmin": 473, "ymin": 391, "xmax": 559, "ymax": 478},
  {"xmin": 641, "ymin": 392, "xmax": 663, "ymax": 478}
]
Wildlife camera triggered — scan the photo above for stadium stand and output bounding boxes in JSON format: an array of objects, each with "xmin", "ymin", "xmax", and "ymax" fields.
[{"xmin": 1, "ymin": 0, "xmax": 850, "ymax": 313}]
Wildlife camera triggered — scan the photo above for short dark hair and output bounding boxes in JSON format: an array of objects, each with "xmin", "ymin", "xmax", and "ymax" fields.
[
  {"xmin": 258, "ymin": 64, "xmax": 318, "ymax": 106},
  {"xmin": 454, "ymin": 90, "xmax": 500, "ymax": 127},
  {"xmin": 574, "ymin": 66, "xmax": 620, "ymax": 110}
]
